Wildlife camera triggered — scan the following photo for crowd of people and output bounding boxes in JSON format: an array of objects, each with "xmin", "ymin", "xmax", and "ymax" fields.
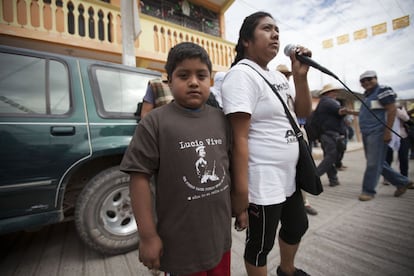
[{"xmin": 119, "ymin": 10, "xmax": 413, "ymax": 276}]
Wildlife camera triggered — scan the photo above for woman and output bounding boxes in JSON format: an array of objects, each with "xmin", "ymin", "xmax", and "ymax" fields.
[{"xmin": 221, "ymin": 12, "xmax": 312, "ymax": 276}]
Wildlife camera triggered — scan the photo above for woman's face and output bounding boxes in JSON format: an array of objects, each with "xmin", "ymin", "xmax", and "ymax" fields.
[{"xmin": 244, "ymin": 16, "xmax": 280, "ymax": 66}]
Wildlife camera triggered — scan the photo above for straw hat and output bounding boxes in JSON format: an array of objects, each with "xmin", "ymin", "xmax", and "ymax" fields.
[
  {"xmin": 319, "ymin": 83, "xmax": 343, "ymax": 96},
  {"xmin": 276, "ymin": 64, "xmax": 292, "ymax": 75}
]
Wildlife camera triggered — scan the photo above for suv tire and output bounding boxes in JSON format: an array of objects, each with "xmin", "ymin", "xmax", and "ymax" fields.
[{"xmin": 74, "ymin": 166, "xmax": 138, "ymax": 255}]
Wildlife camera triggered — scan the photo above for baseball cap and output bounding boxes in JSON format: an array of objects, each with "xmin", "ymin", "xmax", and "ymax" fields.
[{"xmin": 359, "ymin": 70, "xmax": 377, "ymax": 81}]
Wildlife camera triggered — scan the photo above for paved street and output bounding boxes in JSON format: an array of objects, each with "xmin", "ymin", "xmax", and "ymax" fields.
[{"xmin": 1, "ymin": 144, "xmax": 414, "ymax": 276}]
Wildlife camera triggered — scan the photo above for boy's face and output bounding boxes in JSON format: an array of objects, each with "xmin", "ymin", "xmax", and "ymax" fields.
[{"xmin": 168, "ymin": 58, "xmax": 211, "ymax": 109}]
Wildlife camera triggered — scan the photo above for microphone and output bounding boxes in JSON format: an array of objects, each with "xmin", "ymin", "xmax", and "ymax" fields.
[{"xmin": 284, "ymin": 44, "xmax": 338, "ymax": 79}]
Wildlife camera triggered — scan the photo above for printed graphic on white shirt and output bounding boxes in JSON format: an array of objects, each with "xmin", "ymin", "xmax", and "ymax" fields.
[{"xmin": 285, "ymin": 129, "xmax": 298, "ymax": 144}]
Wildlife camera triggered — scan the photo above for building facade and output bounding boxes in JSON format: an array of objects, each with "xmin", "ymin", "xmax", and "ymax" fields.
[{"xmin": 0, "ymin": 0, "xmax": 235, "ymax": 73}]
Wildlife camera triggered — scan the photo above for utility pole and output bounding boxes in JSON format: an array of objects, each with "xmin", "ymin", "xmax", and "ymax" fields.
[{"xmin": 121, "ymin": 0, "xmax": 141, "ymax": 67}]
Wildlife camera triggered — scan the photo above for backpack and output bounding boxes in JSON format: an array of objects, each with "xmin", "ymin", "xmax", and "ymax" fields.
[{"xmin": 305, "ymin": 109, "xmax": 322, "ymax": 142}]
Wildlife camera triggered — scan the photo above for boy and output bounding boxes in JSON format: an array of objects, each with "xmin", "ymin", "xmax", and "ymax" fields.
[{"xmin": 120, "ymin": 42, "xmax": 232, "ymax": 276}]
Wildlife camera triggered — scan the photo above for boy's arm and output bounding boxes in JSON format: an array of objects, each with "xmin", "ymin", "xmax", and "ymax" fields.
[{"xmin": 129, "ymin": 172, "xmax": 162, "ymax": 270}]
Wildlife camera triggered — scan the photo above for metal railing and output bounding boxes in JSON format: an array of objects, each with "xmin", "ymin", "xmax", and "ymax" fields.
[{"xmin": 0, "ymin": 0, "xmax": 235, "ymax": 69}]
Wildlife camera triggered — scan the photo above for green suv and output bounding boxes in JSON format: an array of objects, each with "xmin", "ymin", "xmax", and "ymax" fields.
[{"xmin": 0, "ymin": 46, "xmax": 159, "ymax": 254}]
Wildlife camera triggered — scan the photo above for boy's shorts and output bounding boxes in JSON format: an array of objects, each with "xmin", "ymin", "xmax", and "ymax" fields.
[
  {"xmin": 244, "ymin": 190, "xmax": 308, "ymax": 267},
  {"xmin": 165, "ymin": 250, "xmax": 230, "ymax": 276}
]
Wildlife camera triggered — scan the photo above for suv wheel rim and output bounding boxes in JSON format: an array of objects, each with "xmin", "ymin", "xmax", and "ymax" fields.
[{"xmin": 100, "ymin": 186, "xmax": 137, "ymax": 236}]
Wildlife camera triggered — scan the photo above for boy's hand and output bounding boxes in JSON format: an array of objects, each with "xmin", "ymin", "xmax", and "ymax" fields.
[{"xmin": 139, "ymin": 234, "xmax": 163, "ymax": 270}]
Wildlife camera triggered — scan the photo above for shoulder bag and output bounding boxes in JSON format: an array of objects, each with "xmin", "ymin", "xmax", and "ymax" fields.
[{"xmin": 240, "ymin": 63, "xmax": 323, "ymax": 195}]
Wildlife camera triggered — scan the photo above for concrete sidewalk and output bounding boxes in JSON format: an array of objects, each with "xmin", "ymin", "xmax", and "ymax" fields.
[
  {"xmin": 231, "ymin": 146, "xmax": 414, "ymax": 276},
  {"xmin": 1, "ymin": 147, "xmax": 413, "ymax": 276}
]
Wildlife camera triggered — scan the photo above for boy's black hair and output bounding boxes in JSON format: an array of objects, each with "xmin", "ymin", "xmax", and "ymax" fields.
[
  {"xmin": 165, "ymin": 42, "xmax": 212, "ymax": 80},
  {"xmin": 232, "ymin": 11, "xmax": 273, "ymax": 67}
]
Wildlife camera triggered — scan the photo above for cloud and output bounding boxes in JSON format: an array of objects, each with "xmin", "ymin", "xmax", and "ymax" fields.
[{"xmin": 225, "ymin": 0, "xmax": 414, "ymax": 98}]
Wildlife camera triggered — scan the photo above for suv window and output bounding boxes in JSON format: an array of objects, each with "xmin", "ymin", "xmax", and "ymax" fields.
[
  {"xmin": 92, "ymin": 66, "xmax": 153, "ymax": 118},
  {"xmin": 0, "ymin": 52, "xmax": 70, "ymax": 116}
]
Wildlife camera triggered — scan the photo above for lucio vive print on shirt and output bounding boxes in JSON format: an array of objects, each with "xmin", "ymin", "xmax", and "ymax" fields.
[{"xmin": 120, "ymin": 101, "xmax": 232, "ymax": 275}]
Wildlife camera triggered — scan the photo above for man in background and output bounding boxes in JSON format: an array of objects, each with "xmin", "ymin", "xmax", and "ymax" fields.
[
  {"xmin": 209, "ymin": 71, "xmax": 226, "ymax": 108},
  {"xmin": 140, "ymin": 76, "xmax": 173, "ymax": 118},
  {"xmin": 315, "ymin": 84, "xmax": 357, "ymax": 187},
  {"xmin": 358, "ymin": 70, "xmax": 412, "ymax": 201},
  {"xmin": 407, "ymin": 103, "xmax": 414, "ymax": 159}
]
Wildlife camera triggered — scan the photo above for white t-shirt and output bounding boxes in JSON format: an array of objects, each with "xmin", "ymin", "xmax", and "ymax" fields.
[{"xmin": 222, "ymin": 59, "xmax": 299, "ymax": 205}]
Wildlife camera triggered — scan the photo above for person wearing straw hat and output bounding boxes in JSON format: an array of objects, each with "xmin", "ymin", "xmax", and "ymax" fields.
[{"xmin": 315, "ymin": 83, "xmax": 356, "ymax": 187}]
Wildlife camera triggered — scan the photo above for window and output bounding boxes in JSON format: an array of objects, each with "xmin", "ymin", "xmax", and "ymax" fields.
[
  {"xmin": 0, "ymin": 52, "xmax": 70, "ymax": 116},
  {"xmin": 92, "ymin": 66, "xmax": 155, "ymax": 117},
  {"xmin": 141, "ymin": 0, "xmax": 220, "ymax": 36}
]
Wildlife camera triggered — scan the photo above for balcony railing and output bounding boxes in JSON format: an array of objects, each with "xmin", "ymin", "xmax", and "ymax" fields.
[{"xmin": 0, "ymin": 0, "xmax": 235, "ymax": 70}]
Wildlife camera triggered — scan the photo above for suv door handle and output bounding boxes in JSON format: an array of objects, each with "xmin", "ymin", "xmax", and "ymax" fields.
[{"xmin": 50, "ymin": 126, "xmax": 76, "ymax": 136}]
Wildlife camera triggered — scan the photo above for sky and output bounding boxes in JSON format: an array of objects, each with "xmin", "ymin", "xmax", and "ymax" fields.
[{"xmin": 224, "ymin": 0, "xmax": 414, "ymax": 99}]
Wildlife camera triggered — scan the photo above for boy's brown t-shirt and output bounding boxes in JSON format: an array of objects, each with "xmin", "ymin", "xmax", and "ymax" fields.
[{"xmin": 121, "ymin": 102, "xmax": 232, "ymax": 275}]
